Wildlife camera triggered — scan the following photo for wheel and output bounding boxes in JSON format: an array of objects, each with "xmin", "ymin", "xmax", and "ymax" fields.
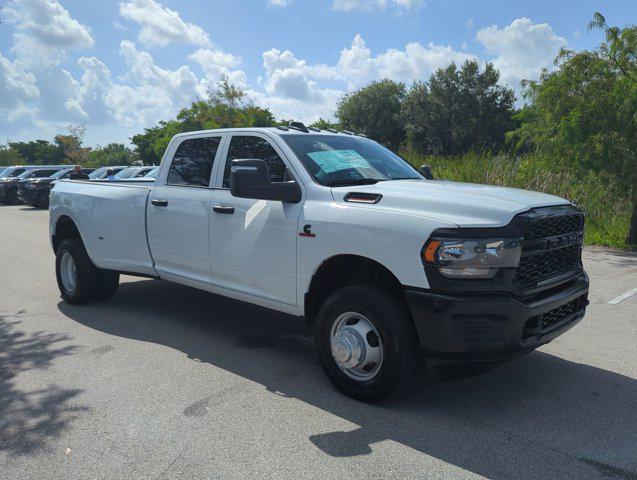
[
  {"xmin": 5, "ymin": 191, "xmax": 18, "ymax": 204},
  {"xmin": 36, "ymin": 191, "xmax": 49, "ymax": 209},
  {"xmin": 55, "ymin": 238, "xmax": 100, "ymax": 304},
  {"xmin": 314, "ymin": 285, "xmax": 419, "ymax": 402},
  {"xmin": 95, "ymin": 270, "xmax": 120, "ymax": 301}
]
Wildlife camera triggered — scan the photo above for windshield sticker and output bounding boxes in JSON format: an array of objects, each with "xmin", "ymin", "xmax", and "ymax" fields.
[{"xmin": 307, "ymin": 149, "xmax": 372, "ymax": 174}]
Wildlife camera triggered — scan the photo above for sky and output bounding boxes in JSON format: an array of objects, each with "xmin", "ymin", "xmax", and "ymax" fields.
[{"xmin": 0, "ymin": 0, "xmax": 635, "ymax": 147}]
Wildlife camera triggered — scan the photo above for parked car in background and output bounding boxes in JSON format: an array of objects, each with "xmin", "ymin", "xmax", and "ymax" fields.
[
  {"xmin": 144, "ymin": 167, "xmax": 159, "ymax": 178},
  {"xmin": 1, "ymin": 165, "xmax": 69, "ymax": 181},
  {"xmin": 0, "ymin": 166, "xmax": 67, "ymax": 204},
  {"xmin": 20, "ymin": 168, "xmax": 96, "ymax": 209},
  {"xmin": 111, "ymin": 166, "xmax": 157, "ymax": 180},
  {"xmin": 89, "ymin": 166, "xmax": 128, "ymax": 180},
  {"xmin": 124, "ymin": 167, "xmax": 160, "ymax": 183}
]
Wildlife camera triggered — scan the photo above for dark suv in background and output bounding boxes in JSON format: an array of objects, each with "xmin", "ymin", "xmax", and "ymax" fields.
[
  {"xmin": 0, "ymin": 167, "xmax": 65, "ymax": 204},
  {"xmin": 18, "ymin": 168, "xmax": 95, "ymax": 209}
]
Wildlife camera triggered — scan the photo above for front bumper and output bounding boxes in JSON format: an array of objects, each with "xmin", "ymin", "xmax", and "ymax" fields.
[
  {"xmin": 17, "ymin": 187, "xmax": 40, "ymax": 205},
  {"xmin": 404, "ymin": 272, "xmax": 589, "ymax": 364}
]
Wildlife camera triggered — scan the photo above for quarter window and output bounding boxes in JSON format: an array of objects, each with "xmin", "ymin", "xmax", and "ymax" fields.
[
  {"xmin": 167, "ymin": 137, "xmax": 221, "ymax": 187},
  {"xmin": 223, "ymin": 135, "xmax": 287, "ymax": 188}
]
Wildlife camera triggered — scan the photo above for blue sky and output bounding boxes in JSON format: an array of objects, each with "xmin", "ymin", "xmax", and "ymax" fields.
[{"xmin": 0, "ymin": 0, "xmax": 634, "ymax": 146}]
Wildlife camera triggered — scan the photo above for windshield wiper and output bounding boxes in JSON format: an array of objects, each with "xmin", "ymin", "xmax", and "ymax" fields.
[{"xmin": 325, "ymin": 178, "xmax": 382, "ymax": 187}]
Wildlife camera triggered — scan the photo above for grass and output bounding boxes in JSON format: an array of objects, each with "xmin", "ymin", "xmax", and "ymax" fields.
[{"xmin": 402, "ymin": 150, "xmax": 632, "ymax": 248}]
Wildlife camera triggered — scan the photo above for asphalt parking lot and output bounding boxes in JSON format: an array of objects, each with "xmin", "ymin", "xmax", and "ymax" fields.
[{"xmin": 0, "ymin": 205, "xmax": 635, "ymax": 480}]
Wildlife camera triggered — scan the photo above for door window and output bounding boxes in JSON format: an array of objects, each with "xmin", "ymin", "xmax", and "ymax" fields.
[
  {"xmin": 30, "ymin": 169, "xmax": 59, "ymax": 178},
  {"xmin": 167, "ymin": 137, "xmax": 221, "ymax": 187},
  {"xmin": 222, "ymin": 135, "xmax": 287, "ymax": 188}
]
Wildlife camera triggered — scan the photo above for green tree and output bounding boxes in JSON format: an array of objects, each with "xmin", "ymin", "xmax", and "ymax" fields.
[
  {"xmin": 336, "ymin": 79, "xmax": 406, "ymax": 150},
  {"xmin": 309, "ymin": 118, "xmax": 339, "ymax": 130},
  {"xmin": 8, "ymin": 139, "xmax": 63, "ymax": 165},
  {"xmin": 0, "ymin": 145, "xmax": 24, "ymax": 166},
  {"xmin": 509, "ymin": 13, "xmax": 637, "ymax": 244},
  {"xmin": 402, "ymin": 60, "xmax": 515, "ymax": 155},
  {"xmin": 89, "ymin": 143, "xmax": 134, "ymax": 167},
  {"xmin": 131, "ymin": 77, "xmax": 277, "ymax": 163},
  {"xmin": 55, "ymin": 124, "xmax": 91, "ymax": 165}
]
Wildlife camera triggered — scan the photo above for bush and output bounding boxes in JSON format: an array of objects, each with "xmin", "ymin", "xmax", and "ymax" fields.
[{"xmin": 402, "ymin": 150, "xmax": 631, "ymax": 248}]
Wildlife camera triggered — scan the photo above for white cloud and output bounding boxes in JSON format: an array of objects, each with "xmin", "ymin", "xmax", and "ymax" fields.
[
  {"xmin": 255, "ymin": 34, "xmax": 474, "ymax": 122},
  {"xmin": 0, "ymin": 54, "xmax": 39, "ymax": 109},
  {"xmin": 267, "ymin": 0, "xmax": 292, "ymax": 6},
  {"xmin": 6, "ymin": 0, "xmax": 93, "ymax": 67},
  {"xmin": 476, "ymin": 18, "xmax": 567, "ymax": 91},
  {"xmin": 333, "ymin": 0, "xmax": 423, "ymax": 11},
  {"xmin": 337, "ymin": 34, "xmax": 474, "ymax": 89},
  {"xmin": 119, "ymin": 0, "xmax": 211, "ymax": 48},
  {"xmin": 189, "ymin": 48, "xmax": 246, "ymax": 88}
]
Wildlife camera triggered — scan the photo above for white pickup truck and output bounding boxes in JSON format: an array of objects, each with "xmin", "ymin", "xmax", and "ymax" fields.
[{"xmin": 49, "ymin": 125, "xmax": 589, "ymax": 401}]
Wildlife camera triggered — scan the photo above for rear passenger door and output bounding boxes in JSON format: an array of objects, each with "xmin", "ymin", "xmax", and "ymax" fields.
[{"xmin": 147, "ymin": 135, "xmax": 224, "ymax": 283}]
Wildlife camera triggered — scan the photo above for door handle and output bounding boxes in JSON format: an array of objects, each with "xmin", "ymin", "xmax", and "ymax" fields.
[
  {"xmin": 213, "ymin": 205, "xmax": 235, "ymax": 214},
  {"xmin": 151, "ymin": 199, "xmax": 168, "ymax": 207}
]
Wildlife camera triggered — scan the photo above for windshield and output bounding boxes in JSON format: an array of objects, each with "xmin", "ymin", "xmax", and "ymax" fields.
[
  {"xmin": 0, "ymin": 167, "xmax": 14, "ymax": 178},
  {"xmin": 114, "ymin": 167, "xmax": 138, "ymax": 179},
  {"xmin": 51, "ymin": 169, "xmax": 73, "ymax": 179},
  {"xmin": 90, "ymin": 167, "xmax": 125, "ymax": 179},
  {"xmin": 89, "ymin": 167, "xmax": 107, "ymax": 179},
  {"xmin": 1, "ymin": 168, "xmax": 26, "ymax": 178},
  {"xmin": 281, "ymin": 134, "xmax": 421, "ymax": 186},
  {"xmin": 144, "ymin": 167, "xmax": 159, "ymax": 178}
]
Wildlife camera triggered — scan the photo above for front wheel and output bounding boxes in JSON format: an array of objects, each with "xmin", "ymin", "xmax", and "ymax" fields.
[
  {"xmin": 36, "ymin": 191, "xmax": 49, "ymax": 209},
  {"xmin": 314, "ymin": 285, "xmax": 419, "ymax": 402}
]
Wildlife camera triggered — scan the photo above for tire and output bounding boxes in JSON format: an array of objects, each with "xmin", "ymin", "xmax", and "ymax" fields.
[
  {"xmin": 314, "ymin": 285, "xmax": 419, "ymax": 402},
  {"xmin": 36, "ymin": 191, "xmax": 49, "ymax": 209},
  {"xmin": 95, "ymin": 270, "xmax": 120, "ymax": 301},
  {"xmin": 55, "ymin": 238, "xmax": 100, "ymax": 304}
]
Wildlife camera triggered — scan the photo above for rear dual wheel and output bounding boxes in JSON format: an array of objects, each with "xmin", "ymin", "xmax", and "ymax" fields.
[{"xmin": 55, "ymin": 238, "xmax": 119, "ymax": 304}]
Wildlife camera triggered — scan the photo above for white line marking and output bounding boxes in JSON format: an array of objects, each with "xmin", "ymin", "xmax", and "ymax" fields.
[{"xmin": 607, "ymin": 288, "xmax": 637, "ymax": 305}]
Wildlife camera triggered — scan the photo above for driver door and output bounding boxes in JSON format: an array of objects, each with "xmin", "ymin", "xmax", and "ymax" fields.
[{"xmin": 210, "ymin": 133, "xmax": 302, "ymax": 305}]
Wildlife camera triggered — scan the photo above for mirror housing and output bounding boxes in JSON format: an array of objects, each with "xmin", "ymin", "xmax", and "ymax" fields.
[
  {"xmin": 419, "ymin": 164, "xmax": 434, "ymax": 180},
  {"xmin": 230, "ymin": 159, "xmax": 301, "ymax": 203}
]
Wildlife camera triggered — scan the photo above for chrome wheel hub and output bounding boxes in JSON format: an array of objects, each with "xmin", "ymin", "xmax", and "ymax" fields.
[
  {"xmin": 330, "ymin": 312, "xmax": 383, "ymax": 381},
  {"xmin": 60, "ymin": 251, "xmax": 78, "ymax": 294}
]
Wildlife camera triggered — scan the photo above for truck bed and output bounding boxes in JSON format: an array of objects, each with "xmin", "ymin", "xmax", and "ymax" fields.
[{"xmin": 50, "ymin": 180, "xmax": 157, "ymax": 276}]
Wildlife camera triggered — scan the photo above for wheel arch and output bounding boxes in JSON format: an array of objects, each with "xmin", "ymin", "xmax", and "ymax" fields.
[
  {"xmin": 52, "ymin": 215, "xmax": 84, "ymax": 253},
  {"xmin": 303, "ymin": 254, "xmax": 409, "ymax": 325}
]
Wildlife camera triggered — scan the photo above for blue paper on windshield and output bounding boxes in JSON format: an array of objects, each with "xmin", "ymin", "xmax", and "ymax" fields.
[{"xmin": 307, "ymin": 149, "xmax": 372, "ymax": 174}]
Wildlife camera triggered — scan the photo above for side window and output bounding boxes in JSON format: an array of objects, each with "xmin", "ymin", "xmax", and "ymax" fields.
[
  {"xmin": 223, "ymin": 135, "xmax": 287, "ymax": 188},
  {"xmin": 167, "ymin": 137, "xmax": 221, "ymax": 187},
  {"xmin": 33, "ymin": 170, "xmax": 58, "ymax": 178}
]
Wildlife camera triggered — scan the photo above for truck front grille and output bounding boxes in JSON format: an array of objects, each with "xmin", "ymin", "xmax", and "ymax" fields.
[{"xmin": 514, "ymin": 211, "xmax": 584, "ymax": 289}]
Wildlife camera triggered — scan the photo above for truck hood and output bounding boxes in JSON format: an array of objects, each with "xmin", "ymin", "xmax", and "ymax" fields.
[{"xmin": 332, "ymin": 179, "xmax": 571, "ymax": 228}]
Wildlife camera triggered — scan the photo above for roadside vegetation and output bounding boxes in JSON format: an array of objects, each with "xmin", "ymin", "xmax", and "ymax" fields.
[{"xmin": 1, "ymin": 13, "xmax": 634, "ymax": 247}]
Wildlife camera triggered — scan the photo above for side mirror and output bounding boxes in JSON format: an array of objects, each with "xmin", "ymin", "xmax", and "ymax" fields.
[
  {"xmin": 230, "ymin": 159, "xmax": 301, "ymax": 204},
  {"xmin": 419, "ymin": 164, "xmax": 434, "ymax": 180}
]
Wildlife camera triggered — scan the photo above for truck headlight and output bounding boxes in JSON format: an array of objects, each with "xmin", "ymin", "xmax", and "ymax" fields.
[{"xmin": 423, "ymin": 238, "xmax": 522, "ymax": 279}]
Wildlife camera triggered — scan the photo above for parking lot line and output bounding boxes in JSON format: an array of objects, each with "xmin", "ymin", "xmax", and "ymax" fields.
[{"xmin": 607, "ymin": 287, "xmax": 637, "ymax": 305}]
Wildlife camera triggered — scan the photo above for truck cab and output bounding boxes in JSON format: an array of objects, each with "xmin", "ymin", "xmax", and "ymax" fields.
[{"xmin": 49, "ymin": 127, "xmax": 589, "ymax": 401}]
